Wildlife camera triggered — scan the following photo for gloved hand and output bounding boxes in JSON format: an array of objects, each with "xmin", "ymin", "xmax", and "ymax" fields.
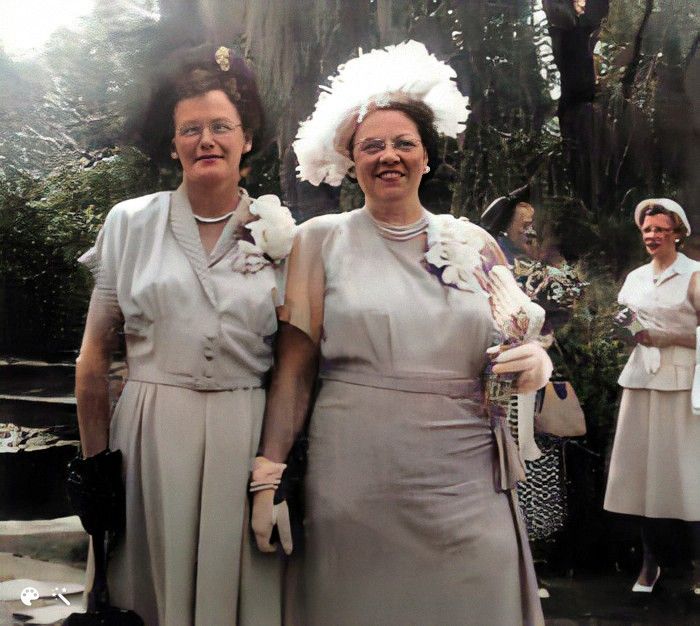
[
  {"xmin": 66, "ymin": 448, "xmax": 125, "ymax": 536},
  {"xmin": 250, "ymin": 456, "xmax": 293, "ymax": 555},
  {"xmin": 491, "ymin": 341, "xmax": 553, "ymax": 393}
]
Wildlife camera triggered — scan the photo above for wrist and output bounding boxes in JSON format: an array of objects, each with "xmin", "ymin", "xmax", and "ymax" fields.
[{"xmin": 250, "ymin": 456, "xmax": 286, "ymax": 493}]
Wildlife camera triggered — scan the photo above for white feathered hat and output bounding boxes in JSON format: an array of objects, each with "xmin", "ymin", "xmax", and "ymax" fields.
[
  {"xmin": 293, "ymin": 40, "xmax": 470, "ymax": 187},
  {"xmin": 634, "ymin": 198, "xmax": 691, "ymax": 236}
]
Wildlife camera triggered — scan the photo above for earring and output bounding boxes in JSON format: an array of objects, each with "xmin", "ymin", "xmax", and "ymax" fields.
[
  {"xmin": 171, "ymin": 151, "xmax": 179, "ymax": 160},
  {"xmin": 674, "ymin": 239, "xmax": 680, "ymax": 243},
  {"xmin": 423, "ymin": 165, "xmax": 430, "ymax": 174},
  {"xmin": 347, "ymin": 165, "xmax": 357, "ymax": 180}
]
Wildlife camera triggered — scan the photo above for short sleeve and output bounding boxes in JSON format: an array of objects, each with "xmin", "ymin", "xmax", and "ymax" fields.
[
  {"xmin": 617, "ymin": 273, "xmax": 633, "ymax": 307},
  {"xmin": 277, "ymin": 217, "xmax": 331, "ymax": 344},
  {"xmin": 78, "ymin": 206, "xmax": 126, "ymax": 311},
  {"xmin": 689, "ymin": 271, "xmax": 700, "ymax": 317}
]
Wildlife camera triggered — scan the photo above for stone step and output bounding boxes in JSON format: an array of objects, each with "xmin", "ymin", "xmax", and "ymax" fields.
[{"xmin": 0, "ymin": 516, "xmax": 87, "ymax": 565}]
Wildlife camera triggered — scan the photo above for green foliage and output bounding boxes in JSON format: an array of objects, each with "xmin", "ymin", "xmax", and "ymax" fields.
[
  {"xmin": 0, "ymin": 148, "xmax": 160, "ymax": 356},
  {"xmin": 554, "ymin": 266, "xmax": 631, "ymax": 454}
]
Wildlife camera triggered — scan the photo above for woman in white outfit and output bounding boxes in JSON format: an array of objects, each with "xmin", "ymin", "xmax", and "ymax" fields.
[{"xmin": 604, "ymin": 198, "xmax": 700, "ymax": 596}]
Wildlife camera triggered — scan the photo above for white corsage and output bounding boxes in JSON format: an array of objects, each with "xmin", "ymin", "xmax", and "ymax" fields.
[
  {"xmin": 424, "ymin": 214, "xmax": 485, "ymax": 293},
  {"xmin": 232, "ymin": 195, "xmax": 297, "ymax": 274}
]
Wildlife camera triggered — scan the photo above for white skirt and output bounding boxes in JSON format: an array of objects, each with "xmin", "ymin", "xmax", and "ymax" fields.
[{"xmin": 604, "ymin": 387, "xmax": 700, "ymax": 520}]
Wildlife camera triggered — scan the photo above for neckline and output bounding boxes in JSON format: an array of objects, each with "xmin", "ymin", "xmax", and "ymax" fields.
[
  {"xmin": 193, "ymin": 210, "xmax": 235, "ymax": 224},
  {"xmin": 366, "ymin": 208, "xmax": 429, "ymax": 241}
]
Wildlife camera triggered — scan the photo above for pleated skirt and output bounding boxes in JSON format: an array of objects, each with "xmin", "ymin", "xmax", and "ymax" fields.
[
  {"xmin": 605, "ymin": 387, "xmax": 700, "ymax": 520},
  {"xmin": 97, "ymin": 380, "xmax": 281, "ymax": 626}
]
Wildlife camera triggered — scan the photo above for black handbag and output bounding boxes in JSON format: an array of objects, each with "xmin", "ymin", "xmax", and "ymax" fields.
[
  {"xmin": 64, "ymin": 449, "xmax": 144, "ymax": 624},
  {"xmin": 63, "ymin": 530, "xmax": 145, "ymax": 626}
]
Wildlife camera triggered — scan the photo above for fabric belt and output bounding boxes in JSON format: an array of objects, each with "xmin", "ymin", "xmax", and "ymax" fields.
[
  {"xmin": 320, "ymin": 369, "xmax": 482, "ymax": 398},
  {"xmin": 320, "ymin": 368, "xmax": 526, "ymax": 490},
  {"xmin": 126, "ymin": 363, "xmax": 263, "ymax": 392}
]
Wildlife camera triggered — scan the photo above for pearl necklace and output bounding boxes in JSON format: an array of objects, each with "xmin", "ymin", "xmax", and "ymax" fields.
[
  {"xmin": 193, "ymin": 210, "xmax": 235, "ymax": 224},
  {"xmin": 368, "ymin": 209, "xmax": 429, "ymax": 241}
]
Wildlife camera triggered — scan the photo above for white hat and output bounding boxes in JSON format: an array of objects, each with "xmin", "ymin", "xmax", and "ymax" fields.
[
  {"xmin": 634, "ymin": 198, "xmax": 691, "ymax": 236},
  {"xmin": 293, "ymin": 40, "xmax": 469, "ymax": 187}
]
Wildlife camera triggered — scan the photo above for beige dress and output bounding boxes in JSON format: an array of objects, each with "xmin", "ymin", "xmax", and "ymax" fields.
[
  {"xmin": 604, "ymin": 253, "xmax": 700, "ymax": 520},
  {"xmin": 284, "ymin": 209, "xmax": 543, "ymax": 626},
  {"xmin": 81, "ymin": 185, "xmax": 282, "ymax": 625}
]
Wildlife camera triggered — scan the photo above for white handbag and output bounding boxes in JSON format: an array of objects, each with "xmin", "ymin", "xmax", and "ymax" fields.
[{"xmin": 692, "ymin": 327, "xmax": 700, "ymax": 416}]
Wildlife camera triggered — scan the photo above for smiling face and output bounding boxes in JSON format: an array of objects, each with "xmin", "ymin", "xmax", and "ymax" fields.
[
  {"xmin": 640, "ymin": 212, "xmax": 677, "ymax": 259},
  {"xmin": 172, "ymin": 89, "xmax": 252, "ymax": 189},
  {"xmin": 351, "ymin": 109, "xmax": 428, "ymax": 211}
]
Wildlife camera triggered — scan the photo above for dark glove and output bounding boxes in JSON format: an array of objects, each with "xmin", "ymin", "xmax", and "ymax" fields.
[{"xmin": 66, "ymin": 448, "xmax": 125, "ymax": 536}]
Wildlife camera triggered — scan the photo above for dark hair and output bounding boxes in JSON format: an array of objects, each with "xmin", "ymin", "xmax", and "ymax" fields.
[
  {"xmin": 640, "ymin": 204, "xmax": 687, "ymax": 249},
  {"xmin": 137, "ymin": 45, "xmax": 265, "ymax": 166},
  {"xmin": 480, "ymin": 184, "xmax": 531, "ymax": 237},
  {"xmin": 348, "ymin": 99, "xmax": 440, "ymax": 182}
]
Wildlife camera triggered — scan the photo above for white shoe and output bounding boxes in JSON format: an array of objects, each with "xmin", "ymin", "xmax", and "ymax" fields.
[
  {"xmin": 631, "ymin": 566, "xmax": 660, "ymax": 593},
  {"xmin": 537, "ymin": 587, "xmax": 550, "ymax": 599}
]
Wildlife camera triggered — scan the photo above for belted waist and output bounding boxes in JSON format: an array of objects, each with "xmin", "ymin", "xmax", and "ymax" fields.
[
  {"xmin": 320, "ymin": 367, "xmax": 526, "ymax": 491},
  {"xmin": 320, "ymin": 369, "xmax": 483, "ymax": 399},
  {"xmin": 126, "ymin": 363, "xmax": 264, "ymax": 391}
]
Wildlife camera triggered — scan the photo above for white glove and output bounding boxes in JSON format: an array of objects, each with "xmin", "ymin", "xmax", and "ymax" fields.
[
  {"xmin": 517, "ymin": 392, "xmax": 542, "ymax": 461},
  {"xmin": 250, "ymin": 456, "xmax": 293, "ymax": 555},
  {"xmin": 693, "ymin": 327, "xmax": 700, "ymax": 416},
  {"xmin": 491, "ymin": 342, "xmax": 553, "ymax": 393},
  {"xmin": 251, "ymin": 489, "xmax": 293, "ymax": 555}
]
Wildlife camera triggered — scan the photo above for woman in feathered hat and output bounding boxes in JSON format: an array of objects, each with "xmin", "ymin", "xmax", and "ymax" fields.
[
  {"xmin": 250, "ymin": 41, "xmax": 549, "ymax": 625},
  {"xmin": 72, "ymin": 45, "xmax": 295, "ymax": 625},
  {"xmin": 604, "ymin": 199, "xmax": 700, "ymax": 596}
]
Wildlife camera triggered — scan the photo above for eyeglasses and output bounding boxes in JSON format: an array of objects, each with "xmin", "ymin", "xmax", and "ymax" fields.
[
  {"xmin": 353, "ymin": 136, "xmax": 422, "ymax": 155},
  {"xmin": 177, "ymin": 120, "xmax": 243, "ymax": 138},
  {"xmin": 641, "ymin": 226, "xmax": 674, "ymax": 235}
]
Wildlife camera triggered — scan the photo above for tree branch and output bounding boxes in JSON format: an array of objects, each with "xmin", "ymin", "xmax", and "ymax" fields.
[{"xmin": 621, "ymin": 0, "xmax": 654, "ymax": 100}]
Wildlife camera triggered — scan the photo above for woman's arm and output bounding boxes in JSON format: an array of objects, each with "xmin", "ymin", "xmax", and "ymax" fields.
[
  {"xmin": 251, "ymin": 219, "xmax": 326, "ymax": 553},
  {"xmin": 259, "ymin": 322, "xmax": 319, "ymax": 462},
  {"xmin": 75, "ymin": 292, "xmax": 122, "ymax": 457}
]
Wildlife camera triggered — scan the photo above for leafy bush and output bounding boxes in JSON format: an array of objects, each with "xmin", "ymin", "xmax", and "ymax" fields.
[{"xmin": 0, "ymin": 148, "xmax": 162, "ymax": 357}]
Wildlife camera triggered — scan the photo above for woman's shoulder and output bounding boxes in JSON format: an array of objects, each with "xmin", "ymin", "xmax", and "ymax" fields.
[
  {"xmin": 105, "ymin": 191, "xmax": 171, "ymax": 228},
  {"xmin": 111, "ymin": 190, "xmax": 169, "ymax": 216},
  {"xmin": 677, "ymin": 253, "xmax": 700, "ymax": 274},
  {"xmin": 297, "ymin": 210, "xmax": 355, "ymax": 238}
]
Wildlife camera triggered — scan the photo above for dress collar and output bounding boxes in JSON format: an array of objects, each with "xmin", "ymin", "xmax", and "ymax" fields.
[
  {"xmin": 169, "ymin": 183, "xmax": 251, "ymax": 307},
  {"xmin": 651, "ymin": 252, "xmax": 695, "ymax": 286}
]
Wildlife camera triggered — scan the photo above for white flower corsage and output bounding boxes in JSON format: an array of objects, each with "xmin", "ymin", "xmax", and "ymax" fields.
[
  {"xmin": 424, "ymin": 214, "xmax": 486, "ymax": 293},
  {"xmin": 232, "ymin": 195, "xmax": 297, "ymax": 274}
]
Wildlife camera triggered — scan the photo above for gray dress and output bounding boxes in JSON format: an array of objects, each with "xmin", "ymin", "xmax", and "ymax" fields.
[
  {"xmin": 81, "ymin": 185, "xmax": 282, "ymax": 626},
  {"xmin": 284, "ymin": 209, "xmax": 543, "ymax": 626}
]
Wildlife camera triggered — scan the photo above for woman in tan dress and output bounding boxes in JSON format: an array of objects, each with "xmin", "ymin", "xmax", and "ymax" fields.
[
  {"xmin": 73, "ymin": 47, "xmax": 296, "ymax": 625},
  {"xmin": 251, "ymin": 41, "xmax": 550, "ymax": 625},
  {"xmin": 604, "ymin": 199, "xmax": 700, "ymax": 595}
]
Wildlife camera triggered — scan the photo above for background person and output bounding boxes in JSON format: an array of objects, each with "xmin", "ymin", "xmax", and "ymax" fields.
[{"xmin": 604, "ymin": 199, "xmax": 700, "ymax": 595}]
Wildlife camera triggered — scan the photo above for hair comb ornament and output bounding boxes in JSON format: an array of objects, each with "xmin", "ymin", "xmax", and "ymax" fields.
[{"xmin": 215, "ymin": 46, "xmax": 230, "ymax": 72}]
